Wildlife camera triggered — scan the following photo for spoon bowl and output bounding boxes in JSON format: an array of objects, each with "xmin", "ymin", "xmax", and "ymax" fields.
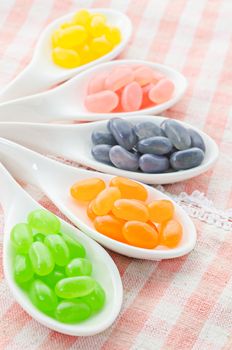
[
  {"xmin": 0, "ymin": 60, "xmax": 187, "ymax": 122},
  {"xmin": 0, "ymin": 9, "xmax": 132, "ymax": 103},
  {"xmin": 0, "ymin": 116, "xmax": 219, "ymax": 184},
  {"xmin": 0, "ymin": 163, "xmax": 122, "ymax": 336},
  {"xmin": 0, "ymin": 138, "xmax": 196, "ymax": 260}
]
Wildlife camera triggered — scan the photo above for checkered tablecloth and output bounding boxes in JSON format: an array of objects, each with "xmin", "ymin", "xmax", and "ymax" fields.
[{"xmin": 0, "ymin": 0, "xmax": 232, "ymax": 349}]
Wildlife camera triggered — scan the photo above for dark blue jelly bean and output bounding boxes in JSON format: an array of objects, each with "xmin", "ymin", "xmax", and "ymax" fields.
[
  {"xmin": 91, "ymin": 145, "xmax": 112, "ymax": 164},
  {"xmin": 134, "ymin": 121, "xmax": 163, "ymax": 140},
  {"xmin": 109, "ymin": 145, "xmax": 139, "ymax": 171},
  {"xmin": 91, "ymin": 131, "xmax": 116, "ymax": 146},
  {"xmin": 170, "ymin": 147, "xmax": 204, "ymax": 170},
  {"xmin": 161, "ymin": 120, "xmax": 191, "ymax": 150},
  {"xmin": 188, "ymin": 129, "xmax": 206, "ymax": 152},
  {"xmin": 139, "ymin": 154, "xmax": 169, "ymax": 173},
  {"xmin": 107, "ymin": 118, "xmax": 137, "ymax": 150},
  {"xmin": 137, "ymin": 136, "xmax": 172, "ymax": 155}
]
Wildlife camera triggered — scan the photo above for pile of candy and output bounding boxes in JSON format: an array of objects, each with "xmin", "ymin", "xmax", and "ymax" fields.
[
  {"xmin": 51, "ymin": 9, "xmax": 121, "ymax": 68},
  {"xmin": 70, "ymin": 176, "xmax": 183, "ymax": 249},
  {"xmin": 91, "ymin": 118, "xmax": 206, "ymax": 173},
  {"xmin": 84, "ymin": 64, "xmax": 174, "ymax": 113},
  {"xmin": 11, "ymin": 209, "xmax": 105, "ymax": 324}
]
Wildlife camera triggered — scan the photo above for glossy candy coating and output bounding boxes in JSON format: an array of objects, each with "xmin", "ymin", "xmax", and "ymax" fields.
[
  {"xmin": 87, "ymin": 72, "xmax": 108, "ymax": 94},
  {"xmin": 87, "ymin": 200, "xmax": 97, "ymax": 220},
  {"xmin": 72, "ymin": 9, "xmax": 91, "ymax": 26},
  {"xmin": 162, "ymin": 120, "xmax": 191, "ymax": 150},
  {"xmin": 139, "ymin": 154, "xmax": 169, "ymax": 173},
  {"xmin": 134, "ymin": 121, "xmax": 163, "ymax": 140},
  {"xmin": 91, "ymin": 131, "xmax": 116, "ymax": 145},
  {"xmin": 65, "ymin": 258, "xmax": 92, "ymax": 277},
  {"xmin": 188, "ymin": 129, "xmax": 206, "ymax": 152},
  {"xmin": 121, "ymin": 81, "xmax": 143, "ymax": 112},
  {"xmin": 28, "ymin": 210, "xmax": 61, "ymax": 235},
  {"xmin": 91, "ymin": 144, "xmax": 112, "ymax": 164},
  {"xmin": 137, "ymin": 136, "xmax": 172, "ymax": 155},
  {"xmin": 42, "ymin": 266, "xmax": 66, "ymax": 288},
  {"xmin": 112, "ymin": 199, "xmax": 149, "ymax": 222},
  {"xmin": 134, "ymin": 66, "xmax": 154, "ymax": 86},
  {"xmin": 81, "ymin": 282, "xmax": 106, "ymax": 313},
  {"xmin": 159, "ymin": 219, "xmax": 183, "ymax": 248},
  {"xmin": 105, "ymin": 67, "xmax": 134, "ymax": 91},
  {"xmin": 44, "ymin": 234, "xmax": 70, "ymax": 266},
  {"xmin": 108, "ymin": 118, "xmax": 138, "ymax": 150},
  {"xmin": 85, "ymin": 90, "xmax": 119, "ymax": 113},
  {"xmin": 149, "ymin": 78, "xmax": 175, "ymax": 103},
  {"xmin": 109, "ymin": 146, "xmax": 139, "ymax": 171},
  {"xmin": 60, "ymin": 233, "xmax": 86, "ymax": 259},
  {"xmin": 148, "ymin": 199, "xmax": 174, "ymax": 223},
  {"xmin": 29, "ymin": 242, "xmax": 55, "ymax": 276},
  {"xmin": 70, "ymin": 178, "xmax": 106, "ymax": 201},
  {"xmin": 122, "ymin": 221, "xmax": 159, "ymax": 249},
  {"xmin": 105, "ymin": 26, "xmax": 121, "ymax": 45},
  {"xmin": 33, "ymin": 233, "xmax": 45, "ymax": 242},
  {"xmin": 170, "ymin": 147, "xmax": 204, "ymax": 170},
  {"xmin": 30, "ymin": 279, "xmax": 58, "ymax": 313},
  {"xmin": 55, "ymin": 299, "xmax": 91, "ymax": 323},
  {"xmin": 11, "ymin": 223, "xmax": 33, "ymax": 254},
  {"xmin": 110, "ymin": 176, "xmax": 148, "ymax": 201},
  {"xmin": 55, "ymin": 276, "xmax": 96, "ymax": 298},
  {"xmin": 94, "ymin": 215, "xmax": 126, "ymax": 242},
  {"xmin": 14, "ymin": 254, "xmax": 34, "ymax": 283},
  {"xmin": 52, "ymin": 48, "xmax": 81, "ymax": 68},
  {"xmin": 92, "ymin": 187, "xmax": 121, "ymax": 215}
]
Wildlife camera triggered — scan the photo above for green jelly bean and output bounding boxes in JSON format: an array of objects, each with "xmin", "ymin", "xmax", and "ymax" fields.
[
  {"xmin": 60, "ymin": 233, "xmax": 86, "ymax": 259},
  {"xmin": 14, "ymin": 254, "xmax": 34, "ymax": 284},
  {"xmin": 33, "ymin": 233, "xmax": 45, "ymax": 242},
  {"xmin": 44, "ymin": 234, "xmax": 70, "ymax": 266},
  {"xmin": 11, "ymin": 223, "xmax": 33, "ymax": 254},
  {"xmin": 81, "ymin": 282, "xmax": 106, "ymax": 313},
  {"xmin": 30, "ymin": 279, "xmax": 58, "ymax": 313},
  {"xmin": 42, "ymin": 266, "xmax": 66, "ymax": 288},
  {"xmin": 29, "ymin": 242, "xmax": 55, "ymax": 276},
  {"xmin": 28, "ymin": 209, "xmax": 60, "ymax": 235},
  {"xmin": 55, "ymin": 276, "xmax": 96, "ymax": 299},
  {"xmin": 55, "ymin": 299, "xmax": 91, "ymax": 324},
  {"xmin": 65, "ymin": 258, "xmax": 92, "ymax": 277}
]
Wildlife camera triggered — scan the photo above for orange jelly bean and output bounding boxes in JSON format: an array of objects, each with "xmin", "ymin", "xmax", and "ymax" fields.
[
  {"xmin": 94, "ymin": 215, "xmax": 126, "ymax": 242},
  {"xmin": 122, "ymin": 221, "xmax": 159, "ymax": 249},
  {"xmin": 92, "ymin": 187, "xmax": 121, "ymax": 216},
  {"xmin": 87, "ymin": 200, "xmax": 97, "ymax": 220},
  {"xmin": 70, "ymin": 178, "xmax": 105, "ymax": 201},
  {"xmin": 159, "ymin": 219, "xmax": 183, "ymax": 248},
  {"xmin": 110, "ymin": 176, "xmax": 148, "ymax": 201},
  {"xmin": 112, "ymin": 199, "xmax": 149, "ymax": 222},
  {"xmin": 148, "ymin": 199, "xmax": 174, "ymax": 223}
]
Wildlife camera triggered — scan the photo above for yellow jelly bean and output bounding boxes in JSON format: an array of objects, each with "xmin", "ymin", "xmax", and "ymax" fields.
[
  {"xmin": 52, "ymin": 48, "xmax": 80, "ymax": 68},
  {"xmin": 78, "ymin": 44, "xmax": 93, "ymax": 64},
  {"xmin": 57, "ymin": 25, "xmax": 87, "ymax": 48},
  {"xmin": 105, "ymin": 26, "xmax": 121, "ymax": 46},
  {"xmin": 60, "ymin": 22, "xmax": 74, "ymax": 30},
  {"xmin": 72, "ymin": 9, "xmax": 91, "ymax": 27},
  {"xmin": 90, "ymin": 36, "xmax": 112, "ymax": 58},
  {"xmin": 89, "ymin": 15, "xmax": 107, "ymax": 38}
]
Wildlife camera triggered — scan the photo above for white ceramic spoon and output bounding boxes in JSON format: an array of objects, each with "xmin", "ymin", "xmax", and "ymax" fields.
[
  {"xmin": 0, "ymin": 9, "xmax": 132, "ymax": 103},
  {"xmin": 0, "ymin": 115, "xmax": 218, "ymax": 185},
  {"xmin": 0, "ymin": 162, "xmax": 123, "ymax": 336},
  {"xmin": 0, "ymin": 138, "xmax": 196, "ymax": 260},
  {"xmin": 0, "ymin": 60, "xmax": 187, "ymax": 122}
]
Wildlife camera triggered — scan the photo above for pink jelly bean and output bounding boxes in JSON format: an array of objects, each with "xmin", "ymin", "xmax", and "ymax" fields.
[
  {"xmin": 152, "ymin": 71, "xmax": 165, "ymax": 84},
  {"xmin": 134, "ymin": 66, "xmax": 154, "ymax": 86},
  {"xmin": 85, "ymin": 90, "xmax": 119, "ymax": 113},
  {"xmin": 141, "ymin": 83, "xmax": 156, "ymax": 109},
  {"xmin": 87, "ymin": 72, "xmax": 108, "ymax": 94},
  {"xmin": 148, "ymin": 79, "xmax": 175, "ymax": 104},
  {"xmin": 121, "ymin": 81, "xmax": 142, "ymax": 112},
  {"xmin": 104, "ymin": 67, "xmax": 134, "ymax": 91}
]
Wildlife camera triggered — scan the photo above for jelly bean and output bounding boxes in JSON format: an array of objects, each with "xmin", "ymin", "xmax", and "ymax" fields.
[
  {"xmin": 85, "ymin": 90, "xmax": 119, "ymax": 113},
  {"xmin": 152, "ymin": 71, "xmax": 165, "ymax": 84},
  {"xmin": 28, "ymin": 210, "xmax": 61, "ymax": 235},
  {"xmin": 14, "ymin": 254, "xmax": 34, "ymax": 283},
  {"xmin": 112, "ymin": 199, "xmax": 149, "ymax": 222},
  {"xmin": 72, "ymin": 9, "xmax": 91, "ymax": 26},
  {"xmin": 55, "ymin": 276, "xmax": 96, "ymax": 298},
  {"xmin": 108, "ymin": 118, "xmax": 137, "ymax": 150},
  {"xmin": 121, "ymin": 82, "xmax": 143, "ymax": 112},
  {"xmin": 60, "ymin": 233, "xmax": 86, "ymax": 259},
  {"xmin": 57, "ymin": 25, "xmax": 87, "ymax": 48},
  {"xmin": 122, "ymin": 221, "xmax": 159, "ymax": 249},
  {"xmin": 90, "ymin": 36, "xmax": 112, "ymax": 57},
  {"xmin": 89, "ymin": 14, "xmax": 106, "ymax": 37},
  {"xmin": 105, "ymin": 67, "xmax": 134, "ymax": 91},
  {"xmin": 141, "ymin": 83, "xmax": 155, "ymax": 108},
  {"xmin": 170, "ymin": 147, "xmax": 204, "ymax": 170},
  {"xmin": 87, "ymin": 72, "xmax": 108, "ymax": 94},
  {"xmin": 11, "ymin": 223, "xmax": 33, "ymax": 254},
  {"xmin": 105, "ymin": 26, "xmax": 121, "ymax": 45},
  {"xmin": 159, "ymin": 219, "xmax": 183, "ymax": 248},
  {"xmin": 55, "ymin": 299, "xmax": 91, "ymax": 323},
  {"xmin": 109, "ymin": 146, "xmax": 139, "ymax": 171},
  {"xmin": 134, "ymin": 121, "xmax": 163, "ymax": 140},
  {"xmin": 81, "ymin": 282, "xmax": 105, "ymax": 313},
  {"xmin": 148, "ymin": 199, "xmax": 174, "ymax": 223},
  {"xmin": 149, "ymin": 78, "xmax": 175, "ymax": 103},
  {"xmin": 139, "ymin": 154, "xmax": 169, "ymax": 173},
  {"xmin": 110, "ymin": 176, "xmax": 148, "ymax": 201},
  {"xmin": 134, "ymin": 66, "xmax": 155, "ymax": 86},
  {"xmin": 87, "ymin": 200, "xmax": 97, "ymax": 220},
  {"xmin": 91, "ymin": 144, "xmax": 112, "ymax": 164},
  {"xmin": 70, "ymin": 178, "xmax": 106, "ymax": 201},
  {"xmin": 188, "ymin": 129, "xmax": 206, "ymax": 152},
  {"xmin": 78, "ymin": 44, "xmax": 93, "ymax": 65},
  {"xmin": 30, "ymin": 279, "xmax": 58, "ymax": 313},
  {"xmin": 91, "ymin": 130, "xmax": 116, "ymax": 145},
  {"xmin": 92, "ymin": 187, "xmax": 121, "ymax": 215},
  {"xmin": 65, "ymin": 258, "xmax": 92, "ymax": 277},
  {"xmin": 29, "ymin": 242, "xmax": 55, "ymax": 276},
  {"xmin": 161, "ymin": 119, "xmax": 191, "ymax": 150},
  {"xmin": 93, "ymin": 215, "xmax": 126, "ymax": 242},
  {"xmin": 33, "ymin": 233, "xmax": 45, "ymax": 242},
  {"xmin": 44, "ymin": 234, "xmax": 70, "ymax": 267},
  {"xmin": 52, "ymin": 47, "xmax": 80, "ymax": 68},
  {"xmin": 42, "ymin": 266, "xmax": 66, "ymax": 288},
  {"xmin": 137, "ymin": 136, "xmax": 172, "ymax": 155}
]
